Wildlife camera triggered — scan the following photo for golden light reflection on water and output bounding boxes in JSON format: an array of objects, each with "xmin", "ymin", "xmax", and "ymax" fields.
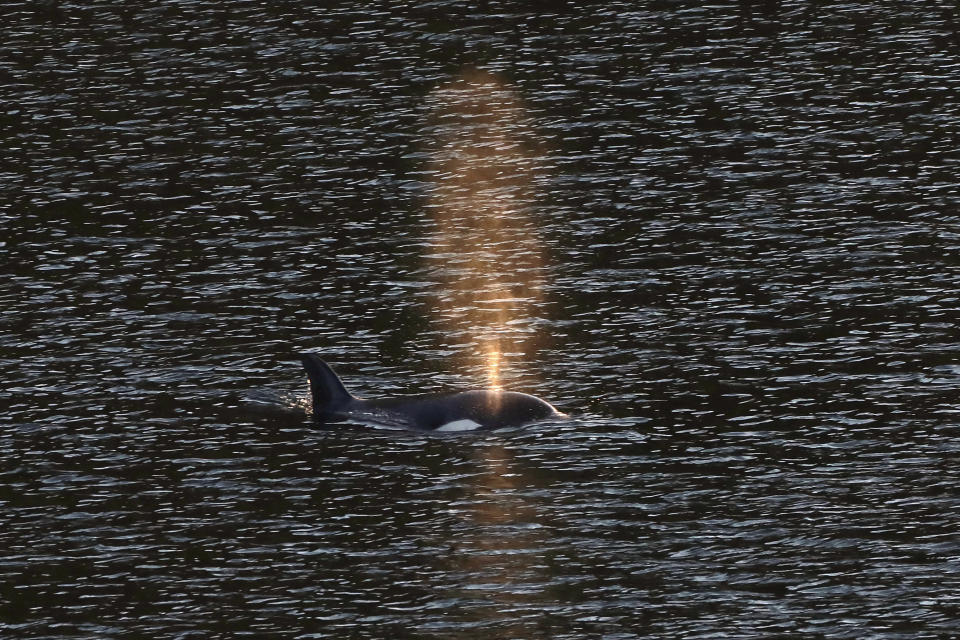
[
  {"xmin": 448, "ymin": 443, "xmax": 551, "ymax": 636},
  {"xmin": 424, "ymin": 67, "xmax": 546, "ymax": 390},
  {"xmin": 425, "ymin": 68, "xmax": 552, "ymax": 635}
]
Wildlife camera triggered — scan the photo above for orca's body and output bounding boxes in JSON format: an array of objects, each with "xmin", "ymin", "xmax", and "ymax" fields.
[{"xmin": 299, "ymin": 353, "xmax": 562, "ymax": 431}]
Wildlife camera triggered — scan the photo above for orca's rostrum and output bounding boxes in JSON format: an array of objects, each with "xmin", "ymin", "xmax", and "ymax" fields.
[{"xmin": 299, "ymin": 353, "xmax": 563, "ymax": 431}]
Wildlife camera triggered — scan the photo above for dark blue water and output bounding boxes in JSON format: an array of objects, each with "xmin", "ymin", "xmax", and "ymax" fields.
[{"xmin": 3, "ymin": 1, "xmax": 960, "ymax": 638}]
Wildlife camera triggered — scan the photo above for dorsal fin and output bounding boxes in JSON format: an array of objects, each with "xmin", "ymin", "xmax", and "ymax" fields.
[{"xmin": 298, "ymin": 353, "xmax": 355, "ymax": 414}]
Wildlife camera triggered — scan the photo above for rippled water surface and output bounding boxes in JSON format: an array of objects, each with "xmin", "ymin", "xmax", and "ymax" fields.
[{"xmin": 3, "ymin": 1, "xmax": 960, "ymax": 638}]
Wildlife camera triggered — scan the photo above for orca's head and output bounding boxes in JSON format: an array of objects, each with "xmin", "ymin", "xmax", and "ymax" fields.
[
  {"xmin": 451, "ymin": 390, "xmax": 562, "ymax": 429},
  {"xmin": 497, "ymin": 391, "xmax": 561, "ymax": 423}
]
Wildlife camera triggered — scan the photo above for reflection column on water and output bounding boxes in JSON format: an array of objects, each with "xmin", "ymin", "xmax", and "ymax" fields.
[
  {"xmin": 423, "ymin": 69, "xmax": 557, "ymax": 634},
  {"xmin": 449, "ymin": 442, "xmax": 554, "ymax": 634}
]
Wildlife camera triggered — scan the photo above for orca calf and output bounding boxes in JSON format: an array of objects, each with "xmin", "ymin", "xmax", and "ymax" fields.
[{"xmin": 299, "ymin": 353, "xmax": 563, "ymax": 432}]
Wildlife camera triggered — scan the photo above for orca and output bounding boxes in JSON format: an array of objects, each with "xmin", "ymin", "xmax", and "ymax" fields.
[{"xmin": 299, "ymin": 353, "xmax": 563, "ymax": 431}]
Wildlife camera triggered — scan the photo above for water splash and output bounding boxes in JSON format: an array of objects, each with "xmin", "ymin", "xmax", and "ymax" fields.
[{"xmin": 423, "ymin": 68, "xmax": 547, "ymax": 390}]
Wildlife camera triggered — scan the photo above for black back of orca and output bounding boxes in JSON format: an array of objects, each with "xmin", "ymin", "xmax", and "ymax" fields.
[{"xmin": 299, "ymin": 353, "xmax": 561, "ymax": 431}]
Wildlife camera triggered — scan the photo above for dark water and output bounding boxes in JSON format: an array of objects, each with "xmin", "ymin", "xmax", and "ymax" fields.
[{"xmin": 4, "ymin": 1, "xmax": 960, "ymax": 638}]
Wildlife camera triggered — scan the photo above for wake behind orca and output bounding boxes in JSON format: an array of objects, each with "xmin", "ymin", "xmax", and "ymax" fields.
[{"xmin": 299, "ymin": 353, "xmax": 563, "ymax": 432}]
